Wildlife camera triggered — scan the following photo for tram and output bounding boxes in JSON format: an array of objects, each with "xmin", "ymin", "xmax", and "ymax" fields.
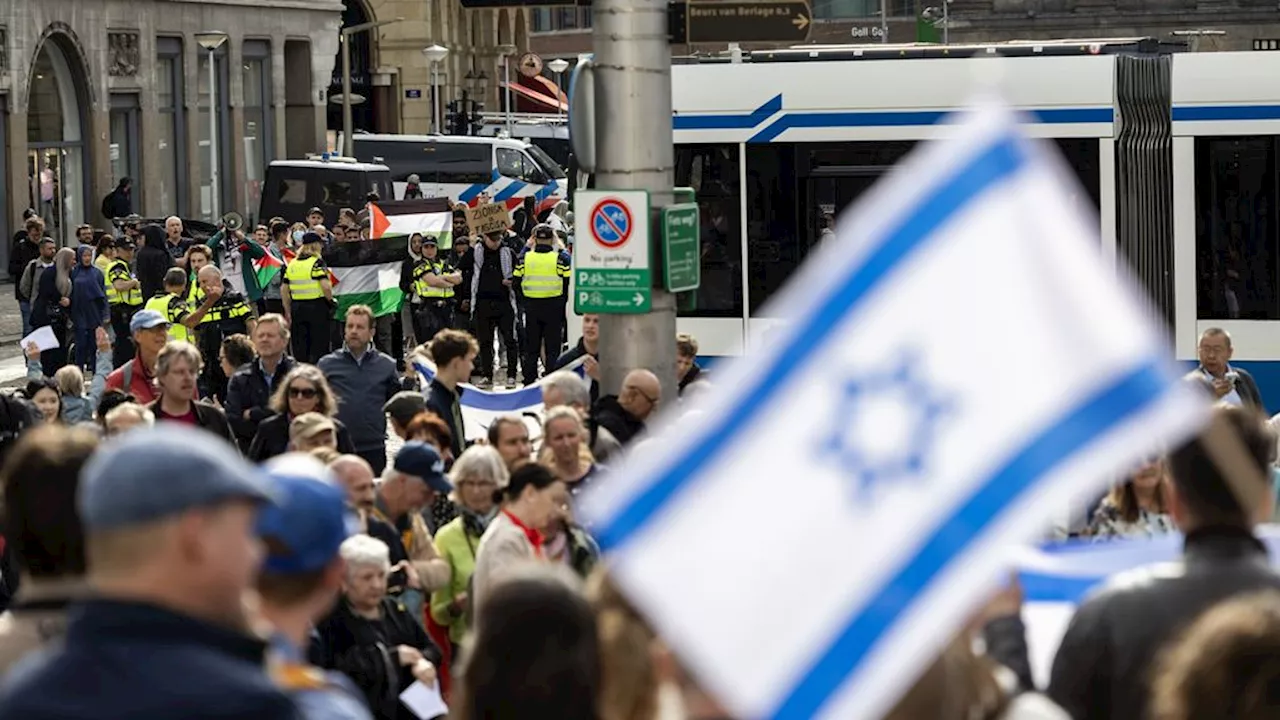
[{"xmin": 566, "ymin": 39, "xmax": 1280, "ymax": 405}]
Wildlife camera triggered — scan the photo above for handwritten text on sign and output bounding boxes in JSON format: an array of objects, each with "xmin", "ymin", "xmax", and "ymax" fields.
[{"xmin": 466, "ymin": 202, "xmax": 513, "ymax": 236}]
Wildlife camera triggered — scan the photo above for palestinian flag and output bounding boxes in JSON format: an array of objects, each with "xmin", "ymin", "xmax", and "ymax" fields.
[
  {"xmin": 252, "ymin": 246, "xmax": 295, "ymax": 290},
  {"xmin": 325, "ymin": 198, "xmax": 452, "ymax": 319}
]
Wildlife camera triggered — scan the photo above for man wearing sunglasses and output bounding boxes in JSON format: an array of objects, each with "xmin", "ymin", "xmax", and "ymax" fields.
[{"xmin": 592, "ymin": 369, "xmax": 661, "ymax": 447}]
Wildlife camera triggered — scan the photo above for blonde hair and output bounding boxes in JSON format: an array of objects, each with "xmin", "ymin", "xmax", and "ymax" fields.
[
  {"xmin": 538, "ymin": 406, "xmax": 595, "ymax": 471},
  {"xmin": 54, "ymin": 364, "xmax": 85, "ymax": 397}
]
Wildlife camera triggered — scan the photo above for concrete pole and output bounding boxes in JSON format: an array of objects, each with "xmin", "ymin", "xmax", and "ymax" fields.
[{"xmin": 592, "ymin": 0, "xmax": 679, "ymax": 402}]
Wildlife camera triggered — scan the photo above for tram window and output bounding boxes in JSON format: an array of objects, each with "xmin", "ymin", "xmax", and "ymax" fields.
[
  {"xmin": 1052, "ymin": 139, "xmax": 1101, "ymax": 213},
  {"xmin": 675, "ymin": 144, "xmax": 742, "ymax": 318},
  {"xmin": 1195, "ymin": 137, "xmax": 1278, "ymax": 320}
]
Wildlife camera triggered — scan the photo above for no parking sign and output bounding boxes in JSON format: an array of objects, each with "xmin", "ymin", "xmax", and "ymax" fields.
[{"xmin": 573, "ymin": 190, "xmax": 652, "ymax": 314}]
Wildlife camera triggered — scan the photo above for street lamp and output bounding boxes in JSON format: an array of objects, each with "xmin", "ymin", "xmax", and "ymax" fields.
[
  {"xmin": 547, "ymin": 57, "xmax": 569, "ymax": 125},
  {"xmin": 423, "ymin": 44, "xmax": 449, "ymax": 134},
  {"xmin": 497, "ymin": 44, "xmax": 517, "ymax": 134},
  {"xmin": 195, "ymin": 31, "xmax": 227, "ymax": 220},
  {"xmin": 341, "ymin": 17, "xmax": 404, "ymax": 156}
]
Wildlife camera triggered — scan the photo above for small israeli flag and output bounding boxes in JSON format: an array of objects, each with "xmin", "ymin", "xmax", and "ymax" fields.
[{"xmin": 579, "ymin": 102, "xmax": 1208, "ymax": 720}]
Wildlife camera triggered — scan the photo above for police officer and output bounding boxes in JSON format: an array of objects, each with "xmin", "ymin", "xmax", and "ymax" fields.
[
  {"xmin": 105, "ymin": 239, "xmax": 144, "ymax": 367},
  {"xmin": 194, "ymin": 265, "xmax": 255, "ymax": 401},
  {"xmin": 255, "ymin": 454, "xmax": 373, "ymax": 720},
  {"xmin": 283, "ymin": 232, "xmax": 334, "ymax": 364},
  {"xmin": 513, "ymin": 223, "xmax": 571, "ymax": 385},
  {"xmin": 143, "ymin": 267, "xmax": 218, "ymax": 345},
  {"xmin": 411, "ymin": 235, "xmax": 462, "ymax": 346}
]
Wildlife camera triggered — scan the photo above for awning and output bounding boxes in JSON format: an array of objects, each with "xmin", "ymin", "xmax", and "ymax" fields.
[{"xmin": 502, "ymin": 77, "xmax": 568, "ymax": 113}]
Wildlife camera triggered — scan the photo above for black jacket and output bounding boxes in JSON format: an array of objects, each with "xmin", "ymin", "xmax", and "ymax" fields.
[
  {"xmin": 247, "ymin": 413, "xmax": 357, "ymax": 463},
  {"xmin": 9, "ymin": 237, "xmax": 39, "ymax": 296},
  {"xmin": 678, "ymin": 363, "xmax": 708, "ymax": 396},
  {"xmin": 1048, "ymin": 527, "xmax": 1280, "ymax": 720},
  {"xmin": 593, "ymin": 395, "xmax": 646, "ymax": 446},
  {"xmin": 135, "ymin": 228, "xmax": 174, "ymax": 301},
  {"xmin": 224, "ymin": 356, "xmax": 298, "ymax": 450},
  {"xmin": 312, "ymin": 597, "xmax": 442, "ymax": 720},
  {"xmin": 0, "ymin": 598, "xmax": 298, "ymax": 720},
  {"xmin": 145, "ymin": 400, "xmax": 236, "ymax": 445},
  {"xmin": 424, "ymin": 378, "xmax": 465, "ymax": 458}
]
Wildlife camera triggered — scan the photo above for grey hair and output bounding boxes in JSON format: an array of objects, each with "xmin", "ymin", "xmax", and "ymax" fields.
[
  {"xmin": 198, "ymin": 264, "xmax": 223, "ymax": 280},
  {"xmin": 339, "ymin": 534, "xmax": 391, "ymax": 572},
  {"xmin": 156, "ymin": 340, "xmax": 203, "ymax": 378},
  {"xmin": 53, "ymin": 247, "xmax": 75, "ymax": 296},
  {"xmin": 448, "ymin": 445, "xmax": 509, "ymax": 487},
  {"xmin": 542, "ymin": 370, "xmax": 590, "ymax": 409},
  {"xmin": 104, "ymin": 402, "xmax": 154, "ymax": 428}
]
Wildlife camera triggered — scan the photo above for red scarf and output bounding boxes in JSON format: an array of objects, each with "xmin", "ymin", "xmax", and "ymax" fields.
[{"xmin": 502, "ymin": 509, "xmax": 545, "ymax": 558}]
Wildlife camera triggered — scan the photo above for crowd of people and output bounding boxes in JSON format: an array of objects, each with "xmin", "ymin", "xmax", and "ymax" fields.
[{"xmin": 7, "ymin": 191, "xmax": 1280, "ymax": 720}]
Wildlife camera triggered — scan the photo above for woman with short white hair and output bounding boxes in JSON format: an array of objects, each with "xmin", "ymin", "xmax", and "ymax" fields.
[
  {"xmin": 430, "ymin": 446, "xmax": 509, "ymax": 649},
  {"xmin": 314, "ymin": 534, "xmax": 443, "ymax": 720}
]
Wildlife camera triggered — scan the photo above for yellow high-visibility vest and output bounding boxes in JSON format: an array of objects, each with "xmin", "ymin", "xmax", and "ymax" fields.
[
  {"xmin": 285, "ymin": 256, "xmax": 324, "ymax": 301},
  {"xmin": 519, "ymin": 250, "xmax": 564, "ymax": 299},
  {"xmin": 106, "ymin": 260, "xmax": 142, "ymax": 307},
  {"xmin": 186, "ymin": 273, "xmax": 214, "ymax": 324},
  {"xmin": 414, "ymin": 259, "xmax": 453, "ymax": 299},
  {"xmin": 143, "ymin": 293, "xmax": 192, "ymax": 343}
]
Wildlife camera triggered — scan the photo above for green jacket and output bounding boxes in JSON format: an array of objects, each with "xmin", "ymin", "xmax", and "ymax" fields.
[
  {"xmin": 207, "ymin": 229, "xmax": 268, "ymax": 302},
  {"xmin": 430, "ymin": 515, "xmax": 482, "ymax": 643}
]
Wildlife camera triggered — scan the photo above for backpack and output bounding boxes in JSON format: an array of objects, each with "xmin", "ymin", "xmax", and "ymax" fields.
[{"xmin": 100, "ymin": 191, "xmax": 115, "ymax": 219}]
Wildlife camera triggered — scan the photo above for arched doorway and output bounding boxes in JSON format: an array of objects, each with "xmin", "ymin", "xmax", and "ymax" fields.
[{"xmin": 27, "ymin": 32, "xmax": 90, "ymax": 246}]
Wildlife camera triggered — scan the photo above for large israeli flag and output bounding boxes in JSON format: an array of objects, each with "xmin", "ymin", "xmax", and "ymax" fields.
[{"xmin": 578, "ymin": 102, "xmax": 1208, "ymax": 720}]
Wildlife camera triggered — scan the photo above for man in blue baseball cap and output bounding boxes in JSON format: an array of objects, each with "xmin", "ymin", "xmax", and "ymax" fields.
[
  {"xmin": 255, "ymin": 453, "xmax": 371, "ymax": 719},
  {"xmin": 0, "ymin": 426, "xmax": 289, "ymax": 720},
  {"xmin": 104, "ymin": 308, "xmax": 172, "ymax": 405}
]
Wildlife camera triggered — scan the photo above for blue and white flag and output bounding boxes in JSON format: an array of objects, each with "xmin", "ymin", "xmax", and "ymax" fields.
[
  {"xmin": 578, "ymin": 102, "xmax": 1208, "ymax": 720},
  {"xmin": 412, "ymin": 355, "xmax": 588, "ymax": 442}
]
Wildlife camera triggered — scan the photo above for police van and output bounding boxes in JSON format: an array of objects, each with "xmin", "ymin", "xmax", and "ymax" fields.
[
  {"xmin": 350, "ymin": 133, "xmax": 567, "ymax": 215},
  {"xmin": 258, "ymin": 155, "xmax": 392, "ymax": 226}
]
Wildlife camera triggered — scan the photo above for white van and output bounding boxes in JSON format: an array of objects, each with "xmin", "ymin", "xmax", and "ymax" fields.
[{"xmin": 351, "ymin": 133, "xmax": 567, "ymax": 215}]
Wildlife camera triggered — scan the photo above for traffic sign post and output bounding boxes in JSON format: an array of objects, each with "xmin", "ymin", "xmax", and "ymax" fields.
[
  {"xmin": 574, "ymin": 190, "xmax": 653, "ymax": 314},
  {"xmin": 671, "ymin": 0, "xmax": 813, "ymax": 44},
  {"xmin": 661, "ymin": 203, "xmax": 700, "ymax": 293}
]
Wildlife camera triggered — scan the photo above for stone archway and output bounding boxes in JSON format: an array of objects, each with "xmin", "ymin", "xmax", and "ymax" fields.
[
  {"xmin": 25, "ymin": 26, "xmax": 93, "ymax": 246},
  {"xmin": 329, "ymin": 0, "xmax": 378, "ymax": 136},
  {"xmin": 514, "ymin": 10, "xmax": 528, "ymax": 53}
]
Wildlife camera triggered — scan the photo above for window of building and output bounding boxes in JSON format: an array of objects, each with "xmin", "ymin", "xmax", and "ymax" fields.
[
  {"xmin": 530, "ymin": 6, "xmax": 592, "ymax": 32},
  {"xmin": 155, "ymin": 39, "xmax": 186, "ymax": 216},
  {"xmin": 109, "ymin": 94, "xmax": 141, "ymax": 210},
  {"xmin": 813, "ymin": 0, "xmax": 916, "ymax": 20},
  {"xmin": 196, "ymin": 47, "xmax": 231, "ymax": 221},
  {"xmin": 243, "ymin": 41, "xmax": 274, "ymax": 222},
  {"xmin": 675, "ymin": 144, "xmax": 742, "ymax": 318},
  {"xmin": 1196, "ymin": 136, "xmax": 1279, "ymax": 320}
]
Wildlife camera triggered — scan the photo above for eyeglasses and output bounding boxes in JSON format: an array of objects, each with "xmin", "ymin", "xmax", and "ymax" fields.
[
  {"xmin": 289, "ymin": 386, "xmax": 318, "ymax": 399},
  {"xmin": 622, "ymin": 385, "xmax": 658, "ymax": 406}
]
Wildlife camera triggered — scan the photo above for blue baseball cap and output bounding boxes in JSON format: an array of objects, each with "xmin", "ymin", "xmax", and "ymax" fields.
[
  {"xmin": 256, "ymin": 454, "xmax": 359, "ymax": 575},
  {"xmin": 393, "ymin": 441, "xmax": 452, "ymax": 493},
  {"xmin": 129, "ymin": 309, "xmax": 169, "ymax": 334},
  {"xmin": 79, "ymin": 426, "xmax": 275, "ymax": 531}
]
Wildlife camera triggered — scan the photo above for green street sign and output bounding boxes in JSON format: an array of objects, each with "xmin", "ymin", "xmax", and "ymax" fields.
[
  {"xmin": 662, "ymin": 203, "xmax": 700, "ymax": 292},
  {"xmin": 574, "ymin": 267, "xmax": 653, "ymax": 312}
]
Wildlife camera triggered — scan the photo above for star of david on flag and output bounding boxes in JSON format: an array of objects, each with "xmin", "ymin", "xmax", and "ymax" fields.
[
  {"xmin": 578, "ymin": 99, "xmax": 1208, "ymax": 720},
  {"xmin": 819, "ymin": 354, "xmax": 953, "ymax": 504}
]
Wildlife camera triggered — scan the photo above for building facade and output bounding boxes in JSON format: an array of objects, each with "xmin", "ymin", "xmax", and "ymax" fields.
[
  {"xmin": 528, "ymin": 0, "xmax": 1280, "ymax": 57},
  {"xmin": 1, "ymin": 0, "xmax": 342, "ymax": 262},
  {"xmin": 334, "ymin": 0, "xmax": 531, "ymax": 139}
]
